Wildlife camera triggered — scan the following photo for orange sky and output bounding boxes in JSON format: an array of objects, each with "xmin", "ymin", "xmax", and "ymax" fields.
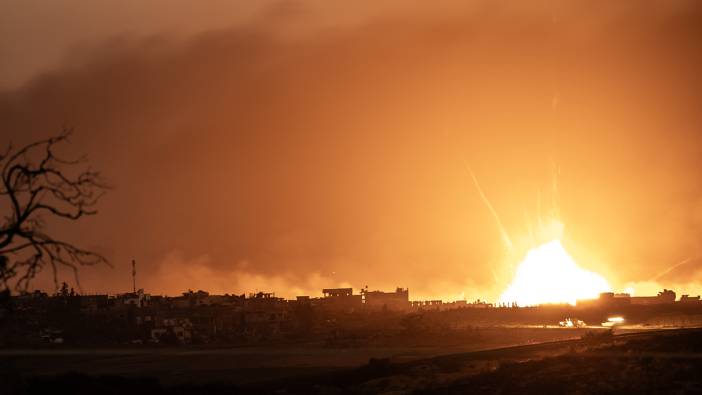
[{"xmin": 1, "ymin": 1, "xmax": 702, "ymax": 300}]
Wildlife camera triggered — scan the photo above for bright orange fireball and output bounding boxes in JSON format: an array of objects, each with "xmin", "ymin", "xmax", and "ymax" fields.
[{"xmin": 499, "ymin": 239, "xmax": 611, "ymax": 306}]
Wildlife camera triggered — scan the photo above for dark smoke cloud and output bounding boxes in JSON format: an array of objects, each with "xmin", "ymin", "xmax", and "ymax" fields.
[{"xmin": 2, "ymin": 1, "xmax": 702, "ymax": 299}]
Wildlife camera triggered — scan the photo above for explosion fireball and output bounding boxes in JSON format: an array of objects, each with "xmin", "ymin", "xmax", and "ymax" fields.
[
  {"xmin": 499, "ymin": 239, "xmax": 611, "ymax": 306},
  {"xmin": 468, "ymin": 167, "xmax": 612, "ymax": 306}
]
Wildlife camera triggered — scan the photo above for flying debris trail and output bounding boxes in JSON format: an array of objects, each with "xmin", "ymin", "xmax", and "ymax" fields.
[
  {"xmin": 550, "ymin": 159, "xmax": 561, "ymax": 218},
  {"xmin": 651, "ymin": 257, "xmax": 694, "ymax": 281},
  {"xmin": 465, "ymin": 164, "xmax": 514, "ymax": 252},
  {"xmin": 524, "ymin": 207, "xmax": 535, "ymax": 246}
]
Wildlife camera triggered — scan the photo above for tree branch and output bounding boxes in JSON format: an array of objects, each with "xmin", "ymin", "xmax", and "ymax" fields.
[{"xmin": 0, "ymin": 129, "xmax": 109, "ymax": 292}]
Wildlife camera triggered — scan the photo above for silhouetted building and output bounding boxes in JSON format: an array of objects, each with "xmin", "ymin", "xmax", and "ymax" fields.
[
  {"xmin": 578, "ymin": 292, "xmax": 631, "ymax": 308},
  {"xmin": 173, "ymin": 290, "xmax": 245, "ymax": 307},
  {"xmin": 78, "ymin": 294, "xmax": 110, "ymax": 313},
  {"xmin": 319, "ymin": 288, "xmax": 363, "ymax": 312},
  {"xmin": 118, "ymin": 289, "xmax": 150, "ymax": 307},
  {"xmin": 680, "ymin": 295, "xmax": 701, "ymax": 304},
  {"xmin": 466, "ymin": 299, "xmax": 492, "ymax": 308},
  {"xmin": 631, "ymin": 289, "xmax": 676, "ymax": 305},
  {"xmin": 151, "ymin": 317, "xmax": 193, "ymax": 344},
  {"xmin": 363, "ymin": 287, "xmax": 409, "ymax": 311},
  {"xmin": 411, "ymin": 300, "xmax": 443, "ymax": 311}
]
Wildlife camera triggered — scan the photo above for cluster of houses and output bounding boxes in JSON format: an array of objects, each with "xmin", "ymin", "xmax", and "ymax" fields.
[
  {"xmin": 577, "ymin": 289, "xmax": 701, "ymax": 308},
  {"xmin": 11, "ymin": 286, "xmax": 698, "ymax": 346},
  {"xmin": 9, "ymin": 286, "xmax": 492, "ymax": 345}
]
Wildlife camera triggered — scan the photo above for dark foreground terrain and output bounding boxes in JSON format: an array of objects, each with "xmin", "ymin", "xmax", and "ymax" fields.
[{"xmin": 3, "ymin": 328, "xmax": 702, "ymax": 394}]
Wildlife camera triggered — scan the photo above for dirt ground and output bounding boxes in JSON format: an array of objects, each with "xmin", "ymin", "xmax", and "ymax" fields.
[
  {"xmin": 3, "ymin": 327, "xmax": 700, "ymax": 394},
  {"xmin": 1, "ymin": 327, "xmax": 596, "ymax": 385}
]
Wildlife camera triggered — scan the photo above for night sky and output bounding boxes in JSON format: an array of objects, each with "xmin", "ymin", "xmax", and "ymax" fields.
[{"xmin": 2, "ymin": 1, "xmax": 702, "ymax": 300}]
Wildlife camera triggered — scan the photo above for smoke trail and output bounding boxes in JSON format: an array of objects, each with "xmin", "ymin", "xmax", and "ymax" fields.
[
  {"xmin": 651, "ymin": 257, "xmax": 694, "ymax": 281},
  {"xmin": 536, "ymin": 188, "xmax": 543, "ymax": 228},
  {"xmin": 550, "ymin": 160, "xmax": 561, "ymax": 219},
  {"xmin": 465, "ymin": 164, "xmax": 514, "ymax": 252},
  {"xmin": 524, "ymin": 207, "xmax": 535, "ymax": 246}
]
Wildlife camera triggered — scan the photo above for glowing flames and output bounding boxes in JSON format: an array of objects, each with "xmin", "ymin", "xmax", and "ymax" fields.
[
  {"xmin": 466, "ymin": 169, "xmax": 612, "ymax": 307},
  {"xmin": 499, "ymin": 239, "xmax": 610, "ymax": 306}
]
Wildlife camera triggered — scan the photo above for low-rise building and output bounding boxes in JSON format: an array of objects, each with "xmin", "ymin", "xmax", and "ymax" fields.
[
  {"xmin": 363, "ymin": 287, "xmax": 410, "ymax": 311},
  {"xmin": 319, "ymin": 288, "xmax": 363, "ymax": 312},
  {"xmin": 679, "ymin": 295, "xmax": 701, "ymax": 304},
  {"xmin": 631, "ymin": 289, "xmax": 676, "ymax": 305}
]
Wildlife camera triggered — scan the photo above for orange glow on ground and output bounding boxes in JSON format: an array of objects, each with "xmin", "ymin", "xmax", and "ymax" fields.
[{"xmin": 499, "ymin": 239, "xmax": 611, "ymax": 306}]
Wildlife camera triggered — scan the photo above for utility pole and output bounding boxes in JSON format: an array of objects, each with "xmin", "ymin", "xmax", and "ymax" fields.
[{"xmin": 132, "ymin": 259, "xmax": 136, "ymax": 293}]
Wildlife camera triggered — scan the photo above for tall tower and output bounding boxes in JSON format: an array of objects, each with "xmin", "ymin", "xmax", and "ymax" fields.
[{"xmin": 132, "ymin": 259, "xmax": 136, "ymax": 293}]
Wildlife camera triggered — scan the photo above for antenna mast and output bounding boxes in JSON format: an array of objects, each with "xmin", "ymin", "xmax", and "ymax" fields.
[{"xmin": 132, "ymin": 259, "xmax": 136, "ymax": 293}]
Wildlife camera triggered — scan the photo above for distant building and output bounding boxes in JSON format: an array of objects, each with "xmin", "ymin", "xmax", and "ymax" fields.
[
  {"xmin": 78, "ymin": 294, "xmax": 110, "ymax": 313},
  {"xmin": 578, "ymin": 292, "xmax": 631, "ymax": 308},
  {"xmin": 245, "ymin": 291, "xmax": 285, "ymax": 308},
  {"xmin": 466, "ymin": 299, "xmax": 492, "ymax": 308},
  {"xmin": 363, "ymin": 287, "xmax": 410, "ymax": 311},
  {"xmin": 151, "ymin": 317, "xmax": 193, "ymax": 344},
  {"xmin": 242, "ymin": 292, "xmax": 289, "ymax": 336},
  {"xmin": 679, "ymin": 295, "xmax": 701, "ymax": 304},
  {"xmin": 323, "ymin": 288, "xmax": 353, "ymax": 297},
  {"xmin": 631, "ymin": 289, "xmax": 676, "ymax": 305},
  {"xmin": 410, "ymin": 299, "xmax": 485, "ymax": 311},
  {"xmin": 172, "ymin": 290, "xmax": 245, "ymax": 308},
  {"xmin": 119, "ymin": 289, "xmax": 150, "ymax": 307},
  {"xmin": 411, "ymin": 300, "xmax": 443, "ymax": 311},
  {"xmin": 584, "ymin": 289, "xmax": 678, "ymax": 307},
  {"xmin": 319, "ymin": 288, "xmax": 363, "ymax": 312}
]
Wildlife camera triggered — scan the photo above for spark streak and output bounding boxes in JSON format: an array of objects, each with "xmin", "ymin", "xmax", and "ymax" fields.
[
  {"xmin": 651, "ymin": 257, "xmax": 695, "ymax": 281},
  {"xmin": 466, "ymin": 164, "xmax": 513, "ymax": 252}
]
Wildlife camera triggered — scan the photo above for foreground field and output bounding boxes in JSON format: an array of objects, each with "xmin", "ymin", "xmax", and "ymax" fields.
[
  {"xmin": 3, "ymin": 327, "xmax": 701, "ymax": 394},
  {"xmin": 257, "ymin": 328, "xmax": 702, "ymax": 394},
  {"xmin": 1, "ymin": 327, "xmax": 596, "ymax": 385}
]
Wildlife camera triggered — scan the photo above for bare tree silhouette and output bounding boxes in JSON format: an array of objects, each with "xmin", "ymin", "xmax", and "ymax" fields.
[{"xmin": 0, "ymin": 130, "xmax": 109, "ymax": 292}]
